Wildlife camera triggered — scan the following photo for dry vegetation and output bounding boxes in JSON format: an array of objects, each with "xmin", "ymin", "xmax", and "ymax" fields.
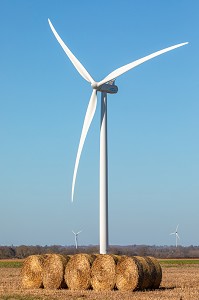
[{"xmin": 0, "ymin": 259, "xmax": 199, "ymax": 300}]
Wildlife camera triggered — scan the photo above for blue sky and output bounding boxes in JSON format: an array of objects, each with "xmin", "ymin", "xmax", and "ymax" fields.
[{"xmin": 0, "ymin": 0, "xmax": 198, "ymax": 247}]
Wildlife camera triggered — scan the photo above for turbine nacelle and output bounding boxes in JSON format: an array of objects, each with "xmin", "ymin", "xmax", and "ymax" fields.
[
  {"xmin": 97, "ymin": 83, "xmax": 118, "ymax": 94},
  {"xmin": 91, "ymin": 81, "xmax": 118, "ymax": 94}
]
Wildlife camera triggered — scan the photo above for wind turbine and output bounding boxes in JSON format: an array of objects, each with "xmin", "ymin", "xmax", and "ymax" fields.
[
  {"xmin": 48, "ymin": 18, "xmax": 188, "ymax": 254},
  {"xmin": 72, "ymin": 230, "xmax": 82, "ymax": 249},
  {"xmin": 170, "ymin": 224, "xmax": 180, "ymax": 247}
]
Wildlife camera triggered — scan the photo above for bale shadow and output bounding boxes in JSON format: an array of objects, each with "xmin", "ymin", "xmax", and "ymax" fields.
[{"xmin": 156, "ymin": 286, "xmax": 175, "ymax": 291}]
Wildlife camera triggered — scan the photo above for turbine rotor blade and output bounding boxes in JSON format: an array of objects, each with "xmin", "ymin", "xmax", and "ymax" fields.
[
  {"xmin": 48, "ymin": 19, "xmax": 94, "ymax": 84},
  {"xmin": 176, "ymin": 233, "xmax": 180, "ymax": 239},
  {"xmin": 97, "ymin": 42, "xmax": 188, "ymax": 86},
  {"xmin": 71, "ymin": 89, "xmax": 97, "ymax": 201}
]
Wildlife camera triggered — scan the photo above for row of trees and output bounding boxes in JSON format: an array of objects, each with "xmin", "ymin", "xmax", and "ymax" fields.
[{"xmin": 0, "ymin": 245, "xmax": 199, "ymax": 259}]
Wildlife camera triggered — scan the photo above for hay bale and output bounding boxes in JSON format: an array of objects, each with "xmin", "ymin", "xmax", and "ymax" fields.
[
  {"xmin": 64, "ymin": 253, "xmax": 95, "ymax": 290},
  {"xmin": 91, "ymin": 254, "xmax": 118, "ymax": 291},
  {"xmin": 116, "ymin": 255, "xmax": 144, "ymax": 291},
  {"xmin": 134, "ymin": 256, "xmax": 153, "ymax": 289},
  {"xmin": 21, "ymin": 255, "xmax": 46, "ymax": 289},
  {"xmin": 146, "ymin": 256, "xmax": 162, "ymax": 288},
  {"xmin": 142, "ymin": 256, "xmax": 158, "ymax": 289},
  {"xmin": 42, "ymin": 254, "xmax": 69, "ymax": 289}
]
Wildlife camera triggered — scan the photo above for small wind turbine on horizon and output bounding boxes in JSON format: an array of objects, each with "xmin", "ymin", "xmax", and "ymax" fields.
[
  {"xmin": 48, "ymin": 18, "xmax": 188, "ymax": 254},
  {"xmin": 72, "ymin": 230, "xmax": 82, "ymax": 249},
  {"xmin": 170, "ymin": 224, "xmax": 180, "ymax": 247}
]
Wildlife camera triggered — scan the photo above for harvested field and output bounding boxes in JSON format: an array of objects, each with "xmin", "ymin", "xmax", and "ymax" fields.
[{"xmin": 0, "ymin": 261, "xmax": 199, "ymax": 299}]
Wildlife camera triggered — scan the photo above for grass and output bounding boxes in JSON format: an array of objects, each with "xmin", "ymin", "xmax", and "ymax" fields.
[
  {"xmin": 159, "ymin": 259, "xmax": 199, "ymax": 266},
  {"xmin": 0, "ymin": 261, "xmax": 23, "ymax": 268},
  {"xmin": 1, "ymin": 258, "xmax": 199, "ymax": 269}
]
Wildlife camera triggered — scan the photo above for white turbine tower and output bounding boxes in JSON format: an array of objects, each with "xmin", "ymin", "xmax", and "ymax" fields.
[
  {"xmin": 72, "ymin": 230, "xmax": 82, "ymax": 249},
  {"xmin": 48, "ymin": 19, "xmax": 188, "ymax": 254},
  {"xmin": 170, "ymin": 224, "xmax": 180, "ymax": 247}
]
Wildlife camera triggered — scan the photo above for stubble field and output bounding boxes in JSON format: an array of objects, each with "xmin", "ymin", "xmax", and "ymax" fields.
[{"xmin": 0, "ymin": 259, "xmax": 199, "ymax": 300}]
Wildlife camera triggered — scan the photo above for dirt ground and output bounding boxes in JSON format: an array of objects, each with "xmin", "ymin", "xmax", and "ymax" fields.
[{"xmin": 0, "ymin": 265, "xmax": 199, "ymax": 300}]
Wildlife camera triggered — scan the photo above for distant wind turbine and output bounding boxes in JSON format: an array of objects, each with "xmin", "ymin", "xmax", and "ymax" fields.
[
  {"xmin": 170, "ymin": 224, "xmax": 180, "ymax": 247},
  {"xmin": 48, "ymin": 18, "xmax": 188, "ymax": 254},
  {"xmin": 72, "ymin": 230, "xmax": 82, "ymax": 249}
]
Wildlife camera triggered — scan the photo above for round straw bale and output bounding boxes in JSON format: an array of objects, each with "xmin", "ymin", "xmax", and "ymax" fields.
[
  {"xmin": 65, "ymin": 253, "xmax": 95, "ymax": 290},
  {"xmin": 91, "ymin": 254, "xmax": 118, "ymax": 291},
  {"xmin": 143, "ymin": 256, "xmax": 157, "ymax": 288},
  {"xmin": 42, "ymin": 254, "xmax": 69, "ymax": 289},
  {"xmin": 146, "ymin": 256, "xmax": 162, "ymax": 288},
  {"xmin": 134, "ymin": 256, "xmax": 153, "ymax": 290},
  {"xmin": 116, "ymin": 255, "xmax": 144, "ymax": 291},
  {"xmin": 21, "ymin": 255, "xmax": 46, "ymax": 289}
]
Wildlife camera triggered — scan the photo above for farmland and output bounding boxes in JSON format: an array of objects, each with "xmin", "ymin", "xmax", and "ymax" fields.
[{"xmin": 0, "ymin": 259, "xmax": 199, "ymax": 300}]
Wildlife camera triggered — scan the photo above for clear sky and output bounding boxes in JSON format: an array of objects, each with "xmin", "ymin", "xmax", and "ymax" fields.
[{"xmin": 0, "ymin": 0, "xmax": 198, "ymax": 247}]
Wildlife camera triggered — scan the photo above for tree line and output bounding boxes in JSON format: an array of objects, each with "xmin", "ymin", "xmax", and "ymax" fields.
[{"xmin": 0, "ymin": 245, "xmax": 199, "ymax": 259}]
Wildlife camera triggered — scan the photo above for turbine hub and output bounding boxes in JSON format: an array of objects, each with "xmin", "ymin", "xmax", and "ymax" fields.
[{"xmin": 91, "ymin": 82, "xmax": 98, "ymax": 89}]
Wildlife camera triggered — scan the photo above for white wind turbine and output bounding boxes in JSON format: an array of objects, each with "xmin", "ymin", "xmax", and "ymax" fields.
[
  {"xmin": 72, "ymin": 230, "xmax": 82, "ymax": 249},
  {"xmin": 48, "ymin": 18, "xmax": 188, "ymax": 254},
  {"xmin": 170, "ymin": 224, "xmax": 180, "ymax": 247}
]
